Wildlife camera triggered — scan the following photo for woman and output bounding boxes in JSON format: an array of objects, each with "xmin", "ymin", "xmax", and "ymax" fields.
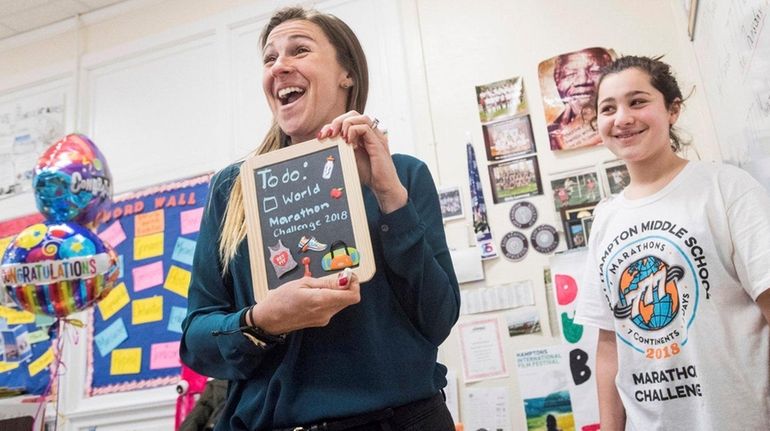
[
  {"xmin": 180, "ymin": 6, "xmax": 459, "ymax": 431},
  {"xmin": 576, "ymin": 56, "xmax": 770, "ymax": 430}
]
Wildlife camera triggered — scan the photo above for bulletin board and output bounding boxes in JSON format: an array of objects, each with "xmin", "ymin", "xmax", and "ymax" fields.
[
  {"xmin": 0, "ymin": 214, "xmax": 54, "ymax": 396},
  {"xmin": 86, "ymin": 173, "xmax": 212, "ymax": 395}
]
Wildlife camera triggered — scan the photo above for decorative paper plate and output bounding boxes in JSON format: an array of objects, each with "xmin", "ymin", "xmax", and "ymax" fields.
[
  {"xmin": 509, "ymin": 201, "xmax": 538, "ymax": 229},
  {"xmin": 531, "ymin": 224, "xmax": 559, "ymax": 254},
  {"xmin": 500, "ymin": 231, "xmax": 528, "ymax": 261}
]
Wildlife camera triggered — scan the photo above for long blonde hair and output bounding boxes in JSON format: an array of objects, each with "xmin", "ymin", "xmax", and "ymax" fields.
[{"xmin": 218, "ymin": 7, "xmax": 369, "ymax": 270}]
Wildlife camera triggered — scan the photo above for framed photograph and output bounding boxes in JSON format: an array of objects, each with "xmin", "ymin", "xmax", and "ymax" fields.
[
  {"xmin": 560, "ymin": 204, "xmax": 596, "ymax": 249},
  {"xmin": 240, "ymin": 137, "xmax": 376, "ymax": 301},
  {"xmin": 475, "ymin": 76, "xmax": 527, "ymax": 123},
  {"xmin": 550, "ymin": 170, "xmax": 602, "ymax": 210},
  {"xmin": 438, "ymin": 186, "xmax": 464, "ymax": 221},
  {"xmin": 481, "ymin": 115, "xmax": 536, "ymax": 161},
  {"xmin": 604, "ymin": 161, "xmax": 629, "ymax": 195},
  {"xmin": 488, "ymin": 155, "xmax": 543, "ymax": 204},
  {"xmin": 582, "ymin": 216, "xmax": 594, "ymax": 242}
]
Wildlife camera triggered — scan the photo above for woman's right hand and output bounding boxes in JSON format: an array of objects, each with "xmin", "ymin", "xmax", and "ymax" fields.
[{"xmin": 249, "ymin": 272, "xmax": 361, "ymax": 335}]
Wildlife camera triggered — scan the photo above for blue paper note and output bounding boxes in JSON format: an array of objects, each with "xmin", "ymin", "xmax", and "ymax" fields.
[
  {"xmin": 172, "ymin": 237, "xmax": 197, "ymax": 266},
  {"xmin": 95, "ymin": 318, "xmax": 128, "ymax": 357},
  {"xmin": 167, "ymin": 306, "xmax": 187, "ymax": 334},
  {"xmin": 118, "ymin": 254, "xmax": 125, "ymax": 278}
]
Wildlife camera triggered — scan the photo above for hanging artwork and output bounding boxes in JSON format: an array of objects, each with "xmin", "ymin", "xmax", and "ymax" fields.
[
  {"xmin": 488, "ymin": 155, "xmax": 543, "ymax": 204},
  {"xmin": 539, "ymin": 47, "xmax": 617, "ymax": 151}
]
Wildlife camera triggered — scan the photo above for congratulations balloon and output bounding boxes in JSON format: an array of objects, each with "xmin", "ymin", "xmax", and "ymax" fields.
[
  {"xmin": 0, "ymin": 221, "xmax": 119, "ymax": 318},
  {"xmin": 33, "ymin": 134, "xmax": 112, "ymax": 226}
]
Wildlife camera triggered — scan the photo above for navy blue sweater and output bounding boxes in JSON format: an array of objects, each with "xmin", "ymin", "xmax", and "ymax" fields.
[{"xmin": 180, "ymin": 154, "xmax": 460, "ymax": 430}]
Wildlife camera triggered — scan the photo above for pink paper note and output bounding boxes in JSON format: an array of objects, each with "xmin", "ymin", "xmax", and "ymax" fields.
[
  {"xmin": 132, "ymin": 261, "xmax": 164, "ymax": 292},
  {"xmin": 554, "ymin": 274, "xmax": 578, "ymax": 305},
  {"xmin": 150, "ymin": 341, "xmax": 180, "ymax": 370},
  {"xmin": 180, "ymin": 207, "xmax": 204, "ymax": 235},
  {"xmin": 99, "ymin": 221, "xmax": 127, "ymax": 248}
]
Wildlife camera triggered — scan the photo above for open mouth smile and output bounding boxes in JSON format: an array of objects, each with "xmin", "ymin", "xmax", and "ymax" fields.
[{"xmin": 277, "ymin": 86, "xmax": 306, "ymax": 106}]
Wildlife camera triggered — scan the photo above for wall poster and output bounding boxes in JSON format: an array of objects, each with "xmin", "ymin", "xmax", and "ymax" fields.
[{"xmin": 0, "ymin": 91, "xmax": 65, "ymax": 200}]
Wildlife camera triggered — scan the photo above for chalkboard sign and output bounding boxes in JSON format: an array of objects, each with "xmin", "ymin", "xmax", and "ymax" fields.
[{"xmin": 241, "ymin": 137, "xmax": 375, "ymax": 301}]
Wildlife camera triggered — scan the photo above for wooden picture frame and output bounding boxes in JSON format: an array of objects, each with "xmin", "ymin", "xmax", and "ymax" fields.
[
  {"xmin": 481, "ymin": 115, "xmax": 537, "ymax": 161},
  {"xmin": 487, "ymin": 155, "xmax": 543, "ymax": 204},
  {"xmin": 560, "ymin": 204, "xmax": 596, "ymax": 249},
  {"xmin": 240, "ymin": 137, "xmax": 375, "ymax": 302}
]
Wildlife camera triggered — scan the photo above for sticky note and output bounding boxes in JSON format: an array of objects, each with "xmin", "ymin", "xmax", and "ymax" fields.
[
  {"xmin": 132, "ymin": 261, "xmax": 164, "ymax": 292},
  {"xmin": 164, "ymin": 266, "xmax": 191, "ymax": 298},
  {"xmin": 6, "ymin": 309, "xmax": 35, "ymax": 325},
  {"xmin": 35, "ymin": 314, "xmax": 55, "ymax": 327},
  {"xmin": 134, "ymin": 232, "xmax": 164, "ymax": 261},
  {"xmin": 0, "ymin": 236, "xmax": 12, "ymax": 257},
  {"xmin": 28, "ymin": 347, "xmax": 54, "ymax": 377},
  {"xmin": 171, "ymin": 237, "xmax": 196, "ymax": 266},
  {"xmin": 180, "ymin": 207, "xmax": 204, "ymax": 235},
  {"xmin": 99, "ymin": 220, "xmax": 127, "ymax": 248},
  {"xmin": 110, "ymin": 348, "xmax": 141, "ymax": 375},
  {"xmin": 118, "ymin": 254, "xmax": 124, "ymax": 278},
  {"xmin": 0, "ymin": 361, "xmax": 20, "ymax": 373},
  {"xmin": 94, "ymin": 318, "xmax": 128, "ymax": 357},
  {"xmin": 167, "ymin": 306, "xmax": 186, "ymax": 334},
  {"xmin": 134, "ymin": 209, "xmax": 165, "ymax": 237},
  {"xmin": 27, "ymin": 330, "xmax": 50, "ymax": 345},
  {"xmin": 98, "ymin": 282, "xmax": 130, "ymax": 320},
  {"xmin": 132, "ymin": 296, "xmax": 163, "ymax": 324},
  {"xmin": 150, "ymin": 341, "xmax": 180, "ymax": 370}
]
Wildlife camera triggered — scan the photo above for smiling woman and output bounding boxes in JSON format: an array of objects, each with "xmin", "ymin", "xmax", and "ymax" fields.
[
  {"xmin": 179, "ymin": 6, "xmax": 459, "ymax": 431},
  {"xmin": 575, "ymin": 56, "xmax": 770, "ymax": 431}
]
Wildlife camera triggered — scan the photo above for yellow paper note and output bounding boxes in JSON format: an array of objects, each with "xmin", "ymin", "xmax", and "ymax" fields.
[
  {"xmin": 164, "ymin": 266, "xmax": 191, "ymax": 298},
  {"xmin": 134, "ymin": 209, "xmax": 165, "ymax": 237},
  {"xmin": 132, "ymin": 296, "xmax": 163, "ymax": 324},
  {"xmin": 28, "ymin": 347, "xmax": 54, "ymax": 377},
  {"xmin": 110, "ymin": 347, "xmax": 142, "ymax": 375},
  {"xmin": 134, "ymin": 233, "xmax": 164, "ymax": 261},
  {"xmin": 98, "ymin": 282, "xmax": 130, "ymax": 320},
  {"xmin": 0, "ymin": 361, "xmax": 20, "ymax": 373},
  {"xmin": 0, "ymin": 236, "xmax": 12, "ymax": 257},
  {"xmin": 0, "ymin": 306, "xmax": 12, "ymax": 319},
  {"xmin": 6, "ymin": 308, "xmax": 35, "ymax": 325}
]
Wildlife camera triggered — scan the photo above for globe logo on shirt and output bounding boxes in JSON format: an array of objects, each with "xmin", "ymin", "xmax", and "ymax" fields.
[{"xmin": 614, "ymin": 256, "xmax": 684, "ymax": 331}]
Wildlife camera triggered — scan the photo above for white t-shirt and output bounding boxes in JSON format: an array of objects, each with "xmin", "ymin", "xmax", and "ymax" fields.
[{"xmin": 576, "ymin": 161, "xmax": 770, "ymax": 430}]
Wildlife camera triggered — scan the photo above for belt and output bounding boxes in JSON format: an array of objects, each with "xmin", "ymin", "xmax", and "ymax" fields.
[
  {"xmin": 274, "ymin": 392, "xmax": 444, "ymax": 431},
  {"xmin": 275, "ymin": 408, "xmax": 393, "ymax": 431}
]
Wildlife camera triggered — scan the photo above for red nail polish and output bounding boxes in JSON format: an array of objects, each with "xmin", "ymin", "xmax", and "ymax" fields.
[{"xmin": 338, "ymin": 275, "xmax": 348, "ymax": 287}]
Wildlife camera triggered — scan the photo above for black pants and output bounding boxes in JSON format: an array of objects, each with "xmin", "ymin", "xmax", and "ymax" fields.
[{"xmin": 275, "ymin": 392, "xmax": 455, "ymax": 431}]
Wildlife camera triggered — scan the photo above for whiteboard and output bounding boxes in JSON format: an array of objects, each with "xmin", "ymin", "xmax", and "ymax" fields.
[{"xmin": 691, "ymin": 0, "xmax": 770, "ymax": 189}]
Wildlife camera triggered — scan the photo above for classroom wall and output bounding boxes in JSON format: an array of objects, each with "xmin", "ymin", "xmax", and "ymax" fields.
[
  {"xmin": 417, "ymin": 0, "xmax": 720, "ymax": 428},
  {"xmin": 0, "ymin": 0, "xmax": 721, "ymax": 429}
]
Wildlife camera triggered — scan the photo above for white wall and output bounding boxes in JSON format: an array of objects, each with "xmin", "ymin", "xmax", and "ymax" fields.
[
  {"xmin": 415, "ymin": 0, "xmax": 719, "ymax": 428},
  {"xmin": 0, "ymin": 0, "xmax": 721, "ymax": 429}
]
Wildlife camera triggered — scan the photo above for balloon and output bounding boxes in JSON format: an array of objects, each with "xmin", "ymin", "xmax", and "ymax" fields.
[
  {"xmin": 33, "ymin": 134, "xmax": 112, "ymax": 226},
  {"xmin": 0, "ymin": 221, "xmax": 119, "ymax": 318}
]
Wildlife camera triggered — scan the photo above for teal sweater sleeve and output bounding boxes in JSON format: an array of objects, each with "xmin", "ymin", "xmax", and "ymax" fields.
[
  {"xmin": 376, "ymin": 155, "xmax": 460, "ymax": 346},
  {"xmin": 180, "ymin": 165, "xmax": 269, "ymax": 380}
]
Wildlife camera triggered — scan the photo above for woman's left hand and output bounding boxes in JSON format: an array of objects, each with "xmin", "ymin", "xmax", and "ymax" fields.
[{"xmin": 319, "ymin": 111, "xmax": 407, "ymax": 213}]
